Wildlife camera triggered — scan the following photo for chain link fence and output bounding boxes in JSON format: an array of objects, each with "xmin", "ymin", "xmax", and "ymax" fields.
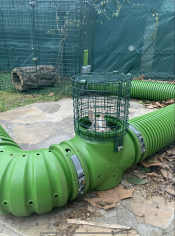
[
  {"xmin": 0, "ymin": 0, "xmax": 174, "ymax": 95},
  {"xmin": 93, "ymin": 0, "xmax": 175, "ymax": 81},
  {"xmin": 0, "ymin": 0, "xmax": 96, "ymax": 94}
]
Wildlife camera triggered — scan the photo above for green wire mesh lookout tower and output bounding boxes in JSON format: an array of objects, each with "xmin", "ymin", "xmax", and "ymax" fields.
[{"xmin": 72, "ymin": 72, "xmax": 133, "ymax": 152}]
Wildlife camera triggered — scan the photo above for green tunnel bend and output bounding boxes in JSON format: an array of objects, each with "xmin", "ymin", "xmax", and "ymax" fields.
[{"xmin": 0, "ymin": 80, "xmax": 174, "ymax": 216}]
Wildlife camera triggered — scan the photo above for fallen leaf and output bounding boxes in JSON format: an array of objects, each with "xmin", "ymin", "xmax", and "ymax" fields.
[
  {"xmin": 95, "ymin": 201, "xmax": 113, "ymax": 207},
  {"xmin": 160, "ymin": 169, "xmax": 168, "ymax": 178},
  {"xmin": 165, "ymin": 186, "xmax": 175, "ymax": 196},
  {"xmin": 67, "ymin": 219, "xmax": 131, "ymax": 230},
  {"xmin": 151, "ymin": 177, "xmax": 164, "ymax": 182},
  {"xmin": 141, "ymin": 155, "xmax": 167, "ymax": 167},
  {"xmin": 153, "ymin": 105, "xmax": 158, "ymax": 108},
  {"xmin": 87, "ymin": 205, "xmax": 96, "ymax": 213},
  {"xmin": 81, "ymin": 209, "xmax": 90, "ymax": 213},
  {"xmin": 166, "ymin": 149, "xmax": 172, "ymax": 155},
  {"xmin": 146, "ymin": 172, "xmax": 159, "ymax": 177},
  {"xmin": 145, "ymin": 103, "xmax": 154, "ymax": 109},
  {"xmin": 165, "ymin": 192, "xmax": 171, "ymax": 200},
  {"xmin": 165, "ymin": 99, "xmax": 175, "ymax": 105},
  {"xmin": 139, "ymin": 186, "xmax": 147, "ymax": 198},
  {"xmin": 166, "ymin": 156, "xmax": 175, "ymax": 162},
  {"xmin": 168, "ymin": 163, "xmax": 174, "ymax": 168},
  {"xmin": 171, "ymin": 148, "xmax": 175, "ymax": 155},
  {"xmin": 147, "ymin": 159, "xmax": 156, "ymax": 164},
  {"xmin": 84, "ymin": 184, "xmax": 135, "ymax": 209},
  {"xmin": 167, "ymin": 171, "xmax": 173, "ymax": 180},
  {"xmin": 125, "ymin": 176, "xmax": 147, "ymax": 185},
  {"xmin": 133, "ymin": 173, "xmax": 147, "ymax": 179},
  {"xmin": 155, "ymin": 102, "xmax": 164, "ymax": 108},
  {"xmin": 160, "ymin": 163, "xmax": 169, "ymax": 169},
  {"xmin": 48, "ymin": 92, "xmax": 54, "ymax": 96},
  {"xmin": 158, "ymin": 153, "xmax": 166, "ymax": 162},
  {"xmin": 164, "ymin": 180, "xmax": 174, "ymax": 185},
  {"xmin": 138, "ymin": 101, "xmax": 144, "ymax": 104}
]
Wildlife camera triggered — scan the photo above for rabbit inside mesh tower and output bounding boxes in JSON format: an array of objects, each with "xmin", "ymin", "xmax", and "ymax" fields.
[{"xmin": 88, "ymin": 109, "xmax": 110, "ymax": 132}]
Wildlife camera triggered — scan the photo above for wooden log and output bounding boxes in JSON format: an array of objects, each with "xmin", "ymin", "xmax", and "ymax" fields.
[{"xmin": 11, "ymin": 65, "xmax": 58, "ymax": 91}]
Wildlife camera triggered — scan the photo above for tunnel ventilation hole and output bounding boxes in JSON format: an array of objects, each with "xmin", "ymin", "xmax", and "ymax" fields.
[
  {"xmin": 36, "ymin": 153, "xmax": 40, "ymax": 155},
  {"xmin": 48, "ymin": 151, "xmax": 51, "ymax": 152},
  {"xmin": 10, "ymin": 154, "xmax": 13, "ymax": 156},
  {"xmin": 0, "ymin": 151, "xmax": 4, "ymax": 153},
  {"xmin": 98, "ymin": 175, "xmax": 100, "ymax": 178},
  {"xmin": 27, "ymin": 200, "xmax": 34, "ymax": 205},
  {"xmin": 23, "ymin": 155, "xmax": 26, "ymax": 157},
  {"xmin": 54, "ymin": 193, "xmax": 59, "ymax": 198},
  {"xmin": 65, "ymin": 149, "xmax": 71, "ymax": 153},
  {"xmin": 113, "ymin": 175, "xmax": 115, "ymax": 177},
  {"xmin": 2, "ymin": 200, "xmax": 8, "ymax": 205}
]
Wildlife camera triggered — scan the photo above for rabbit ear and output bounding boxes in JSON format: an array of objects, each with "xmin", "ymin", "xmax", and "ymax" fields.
[{"xmin": 88, "ymin": 109, "xmax": 95, "ymax": 121}]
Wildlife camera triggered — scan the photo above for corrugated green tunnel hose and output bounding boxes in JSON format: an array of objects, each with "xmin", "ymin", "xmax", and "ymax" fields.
[
  {"xmin": 0, "ymin": 103, "xmax": 174, "ymax": 216},
  {"xmin": 0, "ymin": 77, "xmax": 175, "ymax": 216},
  {"xmin": 131, "ymin": 80, "xmax": 175, "ymax": 101}
]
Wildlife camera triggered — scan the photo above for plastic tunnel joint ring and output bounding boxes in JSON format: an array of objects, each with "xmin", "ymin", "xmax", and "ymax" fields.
[
  {"xmin": 129, "ymin": 125, "xmax": 146, "ymax": 153},
  {"xmin": 70, "ymin": 155, "xmax": 85, "ymax": 194}
]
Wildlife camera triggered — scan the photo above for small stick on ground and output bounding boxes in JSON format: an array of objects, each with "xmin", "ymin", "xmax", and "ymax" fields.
[
  {"xmin": 139, "ymin": 186, "xmax": 147, "ymax": 199},
  {"xmin": 67, "ymin": 219, "xmax": 131, "ymax": 230}
]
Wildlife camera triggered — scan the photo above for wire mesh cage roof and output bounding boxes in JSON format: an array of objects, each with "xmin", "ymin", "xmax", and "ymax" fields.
[{"xmin": 71, "ymin": 72, "xmax": 133, "ymax": 152}]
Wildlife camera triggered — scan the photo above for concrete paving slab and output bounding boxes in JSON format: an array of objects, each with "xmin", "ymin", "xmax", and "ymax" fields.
[
  {"xmin": 11, "ymin": 112, "xmax": 48, "ymax": 124},
  {"xmin": 33, "ymin": 102, "xmax": 61, "ymax": 114},
  {"xmin": 130, "ymin": 196, "xmax": 174, "ymax": 228},
  {"xmin": 0, "ymin": 107, "xmax": 37, "ymax": 120},
  {"xmin": 13, "ymin": 124, "xmax": 56, "ymax": 144},
  {"xmin": 0, "ymin": 234, "xmax": 11, "ymax": 236},
  {"xmin": 0, "ymin": 99, "xmax": 174, "ymax": 236}
]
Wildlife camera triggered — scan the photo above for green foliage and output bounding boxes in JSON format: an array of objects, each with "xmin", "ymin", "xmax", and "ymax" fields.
[
  {"xmin": 125, "ymin": 176, "xmax": 147, "ymax": 184},
  {"xmin": 140, "ymin": 166, "xmax": 150, "ymax": 174},
  {"xmin": 93, "ymin": 0, "xmax": 174, "ymax": 39}
]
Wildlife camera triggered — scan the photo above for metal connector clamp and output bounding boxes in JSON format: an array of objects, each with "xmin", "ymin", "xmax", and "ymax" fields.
[
  {"xmin": 129, "ymin": 125, "xmax": 145, "ymax": 153},
  {"xmin": 70, "ymin": 155, "xmax": 85, "ymax": 194}
]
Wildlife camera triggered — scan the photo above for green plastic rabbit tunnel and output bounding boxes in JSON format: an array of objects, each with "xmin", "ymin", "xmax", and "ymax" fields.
[
  {"xmin": 131, "ymin": 80, "xmax": 175, "ymax": 101},
  {"xmin": 0, "ymin": 78, "xmax": 174, "ymax": 216}
]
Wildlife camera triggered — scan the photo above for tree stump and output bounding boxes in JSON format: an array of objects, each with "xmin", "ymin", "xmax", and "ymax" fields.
[{"xmin": 11, "ymin": 65, "xmax": 57, "ymax": 91}]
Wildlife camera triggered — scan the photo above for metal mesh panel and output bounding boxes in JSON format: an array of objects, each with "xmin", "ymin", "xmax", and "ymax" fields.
[
  {"xmin": 72, "ymin": 72, "xmax": 133, "ymax": 152},
  {"xmin": 0, "ymin": 0, "xmax": 96, "ymax": 94},
  {"xmin": 93, "ymin": 0, "xmax": 175, "ymax": 80}
]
